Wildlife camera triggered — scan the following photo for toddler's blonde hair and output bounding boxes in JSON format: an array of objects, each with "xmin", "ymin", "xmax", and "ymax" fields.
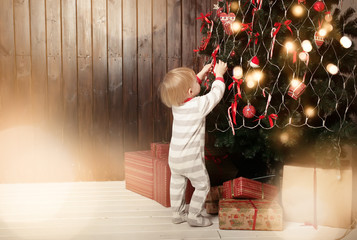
[{"xmin": 159, "ymin": 67, "xmax": 196, "ymax": 107}]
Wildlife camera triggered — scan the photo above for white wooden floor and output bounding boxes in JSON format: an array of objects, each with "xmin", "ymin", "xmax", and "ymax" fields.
[{"xmin": 0, "ymin": 181, "xmax": 355, "ymax": 240}]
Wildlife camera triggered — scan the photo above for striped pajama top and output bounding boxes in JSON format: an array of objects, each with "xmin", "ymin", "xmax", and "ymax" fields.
[{"xmin": 168, "ymin": 77, "xmax": 225, "ymax": 175}]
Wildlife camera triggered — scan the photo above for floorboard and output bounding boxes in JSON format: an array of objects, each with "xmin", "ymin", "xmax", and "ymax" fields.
[{"xmin": 0, "ymin": 181, "xmax": 355, "ymax": 240}]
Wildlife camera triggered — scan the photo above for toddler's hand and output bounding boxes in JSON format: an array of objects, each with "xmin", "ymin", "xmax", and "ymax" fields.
[
  {"xmin": 197, "ymin": 63, "xmax": 213, "ymax": 80},
  {"xmin": 214, "ymin": 60, "xmax": 228, "ymax": 77}
]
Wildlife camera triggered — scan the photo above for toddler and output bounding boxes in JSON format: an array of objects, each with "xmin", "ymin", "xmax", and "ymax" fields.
[{"xmin": 159, "ymin": 61, "xmax": 227, "ymax": 227}]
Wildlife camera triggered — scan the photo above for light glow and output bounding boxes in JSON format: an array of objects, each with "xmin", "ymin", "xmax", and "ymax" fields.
[
  {"xmin": 233, "ymin": 66, "xmax": 243, "ymax": 78},
  {"xmin": 292, "ymin": 4, "xmax": 305, "ymax": 17},
  {"xmin": 291, "ymin": 79, "xmax": 301, "ymax": 88},
  {"xmin": 301, "ymin": 40, "xmax": 312, "ymax": 52},
  {"xmin": 318, "ymin": 28, "xmax": 327, "ymax": 37},
  {"xmin": 305, "ymin": 107, "xmax": 315, "ymax": 118},
  {"xmin": 285, "ymin": 41, "xmax": 294, "ymax": 53},
  {"xmin": 231, "ymin": 21, "xmax": 242, "ymax": 33},
  {"xmin": 326, "ymin": 63, "xmax": 339, "ymax": 75},
  {"xmin": 340, "ymin": 36, "xmax": 352, "ymax": 48}
]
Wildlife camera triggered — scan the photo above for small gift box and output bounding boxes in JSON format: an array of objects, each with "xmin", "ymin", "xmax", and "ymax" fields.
[
  {"xmin": 125, "ymin": 151, "xmax": 153, "ymax": 199},
  {"xmin": 288, "ymin": 80, "xmax": 306, "ymax": 100},
  {"xmin": 205, "ymin": 185, "xmax": 224, "ymax": 214},
  {"xmin": 219, "ymin": 199, "xmax": 283, "ymax": 230},
  {"xmin": 222, "ymin": 177, "xmax": 278, "ymax": 200},
  {"xmin": 151, "ymin": 142, "xmax": 169, "ymax": 160}
]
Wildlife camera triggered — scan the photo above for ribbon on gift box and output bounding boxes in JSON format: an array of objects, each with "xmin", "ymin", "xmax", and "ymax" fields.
[{"xmin": 229, "ymin": 179, "xmax": 266, "ymax": 199}]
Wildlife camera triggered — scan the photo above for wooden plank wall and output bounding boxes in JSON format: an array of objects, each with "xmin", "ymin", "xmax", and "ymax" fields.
[{"xmin": 0, "ymin": 0, "xmax": 216, "ymax": 182}]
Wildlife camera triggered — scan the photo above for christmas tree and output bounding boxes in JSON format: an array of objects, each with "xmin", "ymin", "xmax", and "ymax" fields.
[{"xmin": 197, "ymin": 0, "xmax": 357, "ymax": 179}]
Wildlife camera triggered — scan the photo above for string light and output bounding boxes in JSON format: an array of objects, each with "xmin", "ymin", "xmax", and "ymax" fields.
[
  {"xmin": 305, "ymin": 107, "xmax": 315, "ymax": 118},
  {"xmin": 299, "ymin": 52, "xmax": 308, "ymax": 62},
  {"xmin": 301, "ymin": 40, "xmax": 312, "ymax": 52},
  {"xmin": 326, "ymin": 63, "xmax": 339, "ymax": 75},
  {"xmin": 252, "ymin": 70, "xmax": 263, "ymax": 82},
  {"xmin": 230, "ymin": 1, "xmax": 239, "ymax": 12},
  {"xmin": 291, "ymin": 78, "xmax": 301, "ymax": 88},
  {"xmin": 285, "ymin": 41, "xmax": 294, "ymax": 53},
  {"xmin": 291, "ymin": 4, "xmax": 305, "ymax": 17},
  {"xmin": 233, "ymin": 66, "xmax": 243, "ymax": 78},
  {"xmin": 318, "ymin": 28, "xmax": 327, "ymax": 37},
  {"xmin": 340, "ymin": 36, "xmax": 352, "ymax": 48},
  {"xmin": 231, "ymin": 21, "xmax": 241, "ymax": 33},
  {"xmin": 280, "ymin": 132, "xmax": 289, "ymax": 144},
  {"xmin": 247, "ymin": 80, "xmax": 256, "ymax": 88}
]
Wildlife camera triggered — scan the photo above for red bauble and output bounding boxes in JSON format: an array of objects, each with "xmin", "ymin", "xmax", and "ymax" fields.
[
  {"xmin": 230, "ymin": 51, "xmax": 236, "ymax": 57},
  {"xmin": 314, "ymin": 31, "xmax": 324, "ymax": 48},
  {"xmin": 313, "ymin": 0, "xmax": 325, "ymax": 12},
  {"xmin": 243, "ymin": 105, "xmax": 256, "ymax": 118}
]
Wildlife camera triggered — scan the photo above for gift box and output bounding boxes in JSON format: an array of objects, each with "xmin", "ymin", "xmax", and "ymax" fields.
[
  {"xmin": 219, "ymin": 199, "xmax": 283, "ymax": 230},
  {"xmin": 282, "ymin": 165, "xmax": 352, "ymax": 228},
  {"xmin": 205, "ymin": 185, "xmax": 224, "ymax": 214},
  {"xmin": 153, "ymin": 158, "xmax": 171, "ymax": 207},
  {"xmin": 222, "ymin": 177, "xmax": 278, "ymax": 200},
  {"xmin": 151, "ymin": 142, "xmax": 169, "ymax": 159},
  {"xmin": 153, "ymin": 157, "xmax": 194, "ymax": 207},
  {"xmin": 288, "ymin": 80, "xmax": 306, "ymax": 100},
  {"xmin": 125, "ymin": 151, "xmax": 153, "ymax": 199}
]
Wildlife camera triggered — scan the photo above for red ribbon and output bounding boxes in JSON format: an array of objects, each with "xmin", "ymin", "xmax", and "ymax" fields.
[
  {"xmin": 273, "ymin": 20, "xmax": 293, "ymax": 36},
  {"xmin": 231, "ymin": 100, "xmax": 238, "ymax": 125},
  {"xmin": 254, "ymin": 114, "xmax": 278, "ymax": 127},
  {"xmin": 197, "ymin": 12, "xmax": 212, "ymax": 32},
  {"xmin": 211, "ymin": 45, "xmax": 220, "ymax": 76},
  {"xmin": 268, "ymin": 114, "xmax": 278, "ymax": 127},
  {"xmin": 284, "ymin": 20, "xmax": 293, "ymax": 35},
  {"xmin": 249, "ymin": 200, "xmax": 258, "ymax": 230},
  {"xmin": 228, "ymin": 77, "xmax": 243, "ymax": 99},
  {"xmin": 241, "ymin": 23, "xmax": 252, "ymax": 32}
]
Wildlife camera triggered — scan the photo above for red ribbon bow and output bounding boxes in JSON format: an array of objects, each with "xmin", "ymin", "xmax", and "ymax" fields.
[
  {"xmin": 273, "ymin": 20, "xmax": 293, "ymax": 36},
  {"xmin": 241, "ymin": 23, "xmax": 253, "ymax": 32},
  {"xmin": 254, "ymin": 114, "xmax": 278, "ymax": 127},
  {"xmin": 211, "ymin": 45, "xmax": 220, "ymax": 76},
  {"xmin": 197, "ymin": 12, "xmax": 212, "ymax": 32}
]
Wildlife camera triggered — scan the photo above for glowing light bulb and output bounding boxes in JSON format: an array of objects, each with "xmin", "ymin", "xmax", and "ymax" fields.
[
  {"xmin": 231, "ymin": 21, "xmax": 241, "ymax": 33},
  {"xmin": 230, "ymin": 1, "xmax": 239, "ymax": 12},
  {"xmin": 340, "ymin": 36, "xmax": 352, "ymax": 48},
  {"xmin": 326, "ymin": 63, "xmax": 339, "ymax": 75},
  {"xmin": 292, "ymin": 4, "xmax": 304, "ymax": 17},
  {"xmin": 301, "ymin": 40, "xmax": 312, "ymax": 52},
  {"xmin": 233, "ymin": 66, "xmax": 243, "ymax": 78},
  {"xmin": 318, "ymin": 28, "xmax": 327, "ymax": 37},
  {"xmin": 324, "ymin": 23, "xmax": 333, "ymax": 32},
  {"xmin": 305, "ymin": 107, "xmax": 315, "ymax": 118},
  {"xmin": 299, "ymin": 52, "xmax": 308, "ymax": 62},
  {"xmin": 285, "ymin": 41, "xmax": 294, "ymax": 53},
  {"xmin": 291, "ymin": 79, "xmax": 301, "ymax": 88},
  {"xmin": 325, "ymin": 13, "xmax": 332, "ymax": 22},
  {"xmin": 252, "ymin": 70, "xmax": 263, "ymax": 82},
  {"xmin": 280, "ymin": 132, "xmax": 289, "ymax": 144},
  {"xmin": 247, "ymin": 80, "xmax": 255, "ymax": 88}
]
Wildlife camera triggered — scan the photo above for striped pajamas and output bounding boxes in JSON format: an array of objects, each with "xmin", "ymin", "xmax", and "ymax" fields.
[{"xmin": 168, "ymin": 77, "xmax": 225, "ymax": 223}]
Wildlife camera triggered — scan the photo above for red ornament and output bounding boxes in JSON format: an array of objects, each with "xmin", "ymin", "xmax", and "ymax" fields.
[
  {"xmin": 243, "ymin": 104, "xmax": 256, "ymax": 118},
  {"xmin": 314, "ymin": 31, "xmax": 324, "ymax": 48},
  {"xmin": 230, "ymin": 51, "xmax": 236, "ymax": 57},
  {"xmin": 313, "ymin": 0, "xmax": 325, "ymax": 12}
]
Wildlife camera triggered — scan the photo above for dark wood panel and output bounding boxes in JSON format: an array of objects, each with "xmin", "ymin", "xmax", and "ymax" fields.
[
  {"xmin": 0, "ymin": 0, "xmax": 16, "ymax": 129},
  {"xmin": 182, "ymin": 0, "xmax": 196, "ymax": 69},
  {"xmin": 153, "ymin": 0, "xmax": 170, "ymax": 142},
  {"xmin": 92, "ymin": 0, "xmax": 108, "ymax": 180},
  {"xmin": 123, "ymin": 0, "xmax": 138, "ymax": 152},
  {"xmin": 167, "ymin": 0, "xmax": 182, "ymax": 71},
  {"xmin": 138, "ymin": 0, "xmax": 153, "ymax": 150},
  {"xmin": 108, "ymin": 0, "xmax": 124, "ymax": 180},
  {"xmin": 77, "ymin": 0, "xmax": 93, "ymax": 180},
  {"xmin": 30, "ymin": 0, "xmax": 47, "ymax": 126}
]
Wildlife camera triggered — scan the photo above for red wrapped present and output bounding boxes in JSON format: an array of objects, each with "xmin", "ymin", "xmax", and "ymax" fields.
[
  {"xmin": 219, "ymin": 199, "xmax": 283, "ymax": 230},
  {"xmin": 151, "ymin": 142, "xmax": 169, "ymax": 159},
  {"xmin": 153, "ymin": 157, "xmax": 194, "ymax": 207},
  {"xmin": 288, "ymin": 80, "xmax": 306, "ymax": 100},
  {"xmin": 205, "ymin": 185, "xmax": 224, "ymax": 214},
  {"xmin": 222, "ymin": 177, "xmax": 278, "ymax": 200},
  {"xmin": 153, "ymin": 158, "xmax": 171, "ymax": 207},
  {"xmin": 125, "ymin": 151, "xmax": 153, "ymax": 199}
]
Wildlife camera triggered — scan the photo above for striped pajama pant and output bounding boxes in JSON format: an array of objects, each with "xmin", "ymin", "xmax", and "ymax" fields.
[{"xmin": 169, "ymin": 159, "xmax": 210, "ymax": 219}]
